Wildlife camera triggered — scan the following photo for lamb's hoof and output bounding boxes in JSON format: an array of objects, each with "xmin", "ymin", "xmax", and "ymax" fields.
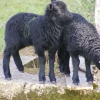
[
  {"xmin": 73, "ymin": 82, "xmax": 79, "ymax": 86},
  {"xmin": 39, "ymin": 81, "xmax": 45, "ymax": 84},
  {"xmin": 73, "ymin": 80, "xmax": 80, "ymax": 85},
  {"xmin": 87, "ymin": 81, "xmax": 93, "ymax": 84},
  {"xmin": 51, "ymin": 81, "xmax": 56, "ymax": 84},
  {"xmin": 66, "ymin": 74, "xmax": 70, "ymax": 77},
  {"xmin": 61, "ymin": 72, "xmax": 70, "ymax": 77},
  {"xmin": 5, "ymin": 77, "xmax": 11, "ymax": 80},
  {"xmin": 20, "ymin": 70, "xmax": 24, "ymax": 73}
]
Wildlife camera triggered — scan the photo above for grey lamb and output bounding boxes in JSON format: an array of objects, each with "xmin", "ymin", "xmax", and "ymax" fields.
[{"xmin": 58, "ymin": 12, "xmax": 100, "ymax": 85}]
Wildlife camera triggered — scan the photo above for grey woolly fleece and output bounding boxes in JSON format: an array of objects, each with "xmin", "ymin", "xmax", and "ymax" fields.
[{"xmin": 63, "ymin": 13, "xmax": 100, "ymax": 69}]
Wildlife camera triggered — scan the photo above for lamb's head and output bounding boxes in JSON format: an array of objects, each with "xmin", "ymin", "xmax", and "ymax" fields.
[
  {"xmin": 92, "ymin": 54, "xmax": 100, "ymax": 70},
  {"xmin": 96, "ymin": 60, "xmax": 100, "ymax": 70},
  {"xmin": 45, "ymin": 1, "xmax": 73, "ymax": 23}
]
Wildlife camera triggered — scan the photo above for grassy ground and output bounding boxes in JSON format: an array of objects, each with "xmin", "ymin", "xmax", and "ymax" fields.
[
  {"xmin": 12, "ymin": 90, "xmax": 100, "ymax": 100},
  {"xmin": 0, "ymin": 0, "xmax": 95, "ymax": 51},
  {"xmin": 1, "ymin": 89, "xmax": 100, "ymax": 100}
]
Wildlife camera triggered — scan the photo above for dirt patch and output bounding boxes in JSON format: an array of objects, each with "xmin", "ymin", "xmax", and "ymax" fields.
[{"xmin": 0, "ymin": 46, "xmax": 37, "ymax": 59}]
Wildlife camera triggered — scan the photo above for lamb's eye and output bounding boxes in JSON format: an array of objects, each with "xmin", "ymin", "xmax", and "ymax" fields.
[{"xmin": 59, "ymin": 9, "xmax": 63, "ymax": 13}]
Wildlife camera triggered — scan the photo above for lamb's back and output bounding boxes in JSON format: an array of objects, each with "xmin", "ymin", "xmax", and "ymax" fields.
[{"xmin": 64, "ymin": 13, "xmax": 100, "ymax": 55}]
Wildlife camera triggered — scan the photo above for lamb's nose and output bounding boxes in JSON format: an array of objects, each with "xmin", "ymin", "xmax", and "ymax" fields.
[{"xmin": 69, "ymin": 13, "xmax": 73, "ymax": 19}]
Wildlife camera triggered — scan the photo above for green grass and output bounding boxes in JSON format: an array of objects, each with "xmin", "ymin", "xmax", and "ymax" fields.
[
  {"xmin": 1, "ymin": 88, "xmax": 100, "ymax": 100},
  {"xmin": 0, "ymin": 0, "xmax": 95, "ymax": 51},
  {"xmin": 10, "ymin": 89, "xmax": 100, "ymax": 100}
]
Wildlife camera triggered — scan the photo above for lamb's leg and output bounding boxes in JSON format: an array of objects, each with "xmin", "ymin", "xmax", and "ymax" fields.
[
  {"xmin": 38, "ymin": 52, "xmax": 46, "ymax": 84},
  {"xmin": 58, "ymin": 48, "xmax": 70, "ymax": 76},
  {"xmin": 48, "ymin": 50, "xmax": 56, "ymax": 84},
  {"xmin": 12, "ymin": 50, "xmax": 24, "ymax": 72},
  {"xmin": 64, "ymin": 51, "xmax": 70, "ymax": 76},
  {"xmin": 3, "ymin": 48, "xmax": 11, "ymax": 80},
  {"xmin": 71, "ymin": 54, "xmax": 80, "ymax": 85},
  {"xmin": 85, "ymin": 59, "xmax": 93, "ymax": 84}
]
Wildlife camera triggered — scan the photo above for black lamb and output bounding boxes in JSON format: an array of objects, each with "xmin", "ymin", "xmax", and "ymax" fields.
[
  {"xmin": 58, "ymin": 12, "xmax": 100, "ymax": 85},
  {"xmin": 3, "ymin": 1, "xmax": 73, "ymax": 84}
]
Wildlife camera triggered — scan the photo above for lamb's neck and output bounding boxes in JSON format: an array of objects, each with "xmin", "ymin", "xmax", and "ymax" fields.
[
  {"xmin": 45, "ymin": 15, "xmax": 64, "ymax": 28},
  {"xmin": 45, "ymin": 21, "xmax": 63, "ymax": 38}
]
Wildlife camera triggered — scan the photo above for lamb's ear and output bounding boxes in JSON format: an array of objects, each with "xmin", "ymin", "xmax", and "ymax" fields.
[
  {"xmin": 51, "ymin": 0, "xmax": 56, "ymax": 2},
  {"xmin": 47, "ymin": 3, "xmax": 54, "ymax": 10}
]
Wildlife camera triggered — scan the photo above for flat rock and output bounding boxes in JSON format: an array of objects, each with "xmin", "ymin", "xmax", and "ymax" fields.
[
  {"xmin": 66, "ymin": 72, "xmax": 93, "ymax": 90},
  {"xmin": 0, "ymin": 56, "xmax": 93, "ymax": 99},
  {"xmin": 0, "ymin": 56, "xmax": 66, "ymax": 99},
  {"xmin": 11, "ymin": 55, "xmax": 38, "ymax": 65},
  {"xmin": 66, "ymin": 56, "xmax": 93, "ymax": 90}
]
